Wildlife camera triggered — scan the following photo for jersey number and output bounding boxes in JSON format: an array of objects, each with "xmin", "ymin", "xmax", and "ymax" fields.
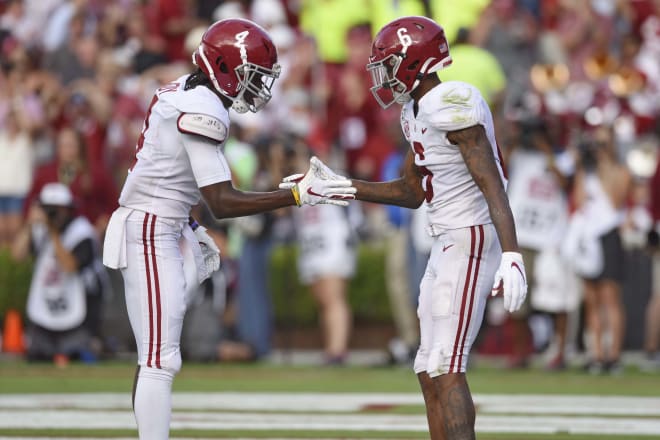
[
  {"xmin": 129, "ymin": 82, "xmax": 180, "ymax": 171},
  {"xmin": 412, "ymin": 141, "xmax": 434, "ymax": 203}
]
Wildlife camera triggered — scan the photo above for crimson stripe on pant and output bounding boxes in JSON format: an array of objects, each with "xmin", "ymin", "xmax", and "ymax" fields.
[
  {"xmin": 449, "ymin": 226, "xmax": 477, "ymax": 373},
  {"xmin": 142, "ymin": 213, "xmax": 154, "ymax": 368},
  {"xmin": 148, "ymin": 214, "xmax": 162, "ymax": 368},
  {"xmin": 456, "ymin": 225, "xmax": 484, "ymax": 371}
]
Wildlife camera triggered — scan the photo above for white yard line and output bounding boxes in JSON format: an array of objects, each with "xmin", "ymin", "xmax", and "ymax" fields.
[
  {"xmin": 1, "ymin": 409, "xmax": 660, "ymax": 436},
  {"xmin": 2, "ymin": 393, "xmax": 660, "ymax": 416}
]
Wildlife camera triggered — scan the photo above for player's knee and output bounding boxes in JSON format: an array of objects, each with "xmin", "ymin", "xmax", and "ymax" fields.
[
  {"xmin": 165, "ymin": 350, "xmax": 182, "ymax": 376},
  {"xmin": 138, "ymin": 350, "xmax": 182, "ymax": 381},
  {"xmin": 139, "ymin": 366, "xmax": 175, "ymax": 383},
  {"xmin": 426, "ymin": 346, "xmax": 459, "ymax": 377},
  {"xmin": 413, "ymin": 348, "xmax": 428, "ymax": 375}
]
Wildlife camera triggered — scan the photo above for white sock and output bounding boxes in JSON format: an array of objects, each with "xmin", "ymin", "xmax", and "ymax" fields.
[{"xmin": 133, "ymin": 367, "xmax": 174, "ymax": 439}]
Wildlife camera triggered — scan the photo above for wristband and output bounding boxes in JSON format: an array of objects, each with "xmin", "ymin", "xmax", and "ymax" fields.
[{"xmin": 290, "ymin": 185, "xmax": 302, "ymax": 207}]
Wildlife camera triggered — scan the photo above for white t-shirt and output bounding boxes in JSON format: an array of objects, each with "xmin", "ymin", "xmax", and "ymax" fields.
[
  {"xmin": 294, "ymin": 204, "xmax": 356, "ymax": 284},
  {"xmin": 507, "ymin": 149, "xmax": 569, "ymax": 250},
  {"xmin": 0, "ymin": 131, "xmax": 34, "ymax": 197},
  {"xmin": 400, "ymin": 81, "xmax": 506, "ymax": 231},
  {"xmin": 119, "ymin": 75, "xmax": 232, "ymax": 219}
]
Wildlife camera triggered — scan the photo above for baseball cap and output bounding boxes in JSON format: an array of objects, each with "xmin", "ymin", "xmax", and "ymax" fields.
[{"xmin": 39, "ymin": 183, "xmax": 74, "ymax": 207}]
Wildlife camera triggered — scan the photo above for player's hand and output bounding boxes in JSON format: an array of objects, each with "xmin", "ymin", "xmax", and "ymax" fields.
[
  {"xmin": 491, "ymin": 251, "xmax": 528, "ymax": 313},
  {"xmin": 279, "ymin": 156, "xmax": 356, "ymax": 207},
  {"xmin": 194, "ymin": 225, "xmax": 220, "ymax": 278}
]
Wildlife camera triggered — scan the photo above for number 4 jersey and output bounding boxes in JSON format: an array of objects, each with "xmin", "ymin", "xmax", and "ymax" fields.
[
  {"xmin": 400, "ymin": 80, "xmax": 507, "ymax": 232},
  {"xmin": 118, "ymin": 75, "xmax": 232, "ymax": 220}
]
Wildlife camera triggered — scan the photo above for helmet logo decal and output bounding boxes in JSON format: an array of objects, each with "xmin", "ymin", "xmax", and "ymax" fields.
[
  {"xmin": 234, "ymin": 30, "xmax": 250, "ymax": 63},
  {"xmin": 397, "ymin": 28, "xmax": 412, "ymax": 53}
]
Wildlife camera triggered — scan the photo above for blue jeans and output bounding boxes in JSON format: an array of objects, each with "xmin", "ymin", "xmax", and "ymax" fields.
[{"xmin": 237, "ymin": 236, "xmax": 274, "ymax": 358}]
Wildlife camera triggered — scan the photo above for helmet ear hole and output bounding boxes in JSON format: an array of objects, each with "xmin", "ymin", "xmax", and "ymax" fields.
[
  {"xmin": 218, "ymin": 60, "xmax": 229, "ymax": 74},
  {"xmin": 407, "ymin": 60, "xmax": 419, "ymax": 71}
]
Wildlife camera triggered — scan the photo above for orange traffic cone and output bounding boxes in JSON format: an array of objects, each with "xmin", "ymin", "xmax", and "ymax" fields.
[{"xmin": 2, "ymin": 309, "xmax": 26, "ymax": 354}]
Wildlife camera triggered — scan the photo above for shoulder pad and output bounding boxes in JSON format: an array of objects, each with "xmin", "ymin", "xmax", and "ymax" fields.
[
  {"xmin": 177, "ymin": 113, "xmax": 228, "ymax": 143},
  {"xmin": 426, "ymin": 82, "xmax": 484, "ymax": 131}
]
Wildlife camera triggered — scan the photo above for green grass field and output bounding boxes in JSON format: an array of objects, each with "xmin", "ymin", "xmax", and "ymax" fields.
[{"xmin": 0, "ymin": 359, "xmax": 658, "ymax": 439}]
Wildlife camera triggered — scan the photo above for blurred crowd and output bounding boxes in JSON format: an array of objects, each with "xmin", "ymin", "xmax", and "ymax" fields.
[{"xmin": 0, "ymin": 0, "xmax": 659, "ymax": 372}]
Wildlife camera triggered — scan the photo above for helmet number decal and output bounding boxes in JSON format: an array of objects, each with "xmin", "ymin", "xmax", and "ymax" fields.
[
  {"xmin": 397, "ymin": 28, "xmax": 412, "ymax": 53},
  {"xmin": 234, "ymin": 30, "xmax": 249, "ymax": 63}
]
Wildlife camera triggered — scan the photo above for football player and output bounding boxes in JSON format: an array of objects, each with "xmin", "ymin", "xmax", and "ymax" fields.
[
  {"xmin": 102, "ymin": 18, "xmax": 355, "ymax": 440},
  {"xmin": 285, "ymin": 16, "xmax": 527, "ymax": 440}
]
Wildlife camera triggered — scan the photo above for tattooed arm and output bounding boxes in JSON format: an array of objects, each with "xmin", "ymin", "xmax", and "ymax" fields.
[
  {"xmin": 448, "ymin": 124, "xmax": 519, "ymax": 252},
  {"xmin": 352, "ymin": 149, "xmax": 425, "ymax": 209}
]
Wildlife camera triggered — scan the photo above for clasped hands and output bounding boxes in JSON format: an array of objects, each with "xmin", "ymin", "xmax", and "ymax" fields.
[{"xmin": 279, "ymin": 156, "xmax": 356, "ymax": 207}]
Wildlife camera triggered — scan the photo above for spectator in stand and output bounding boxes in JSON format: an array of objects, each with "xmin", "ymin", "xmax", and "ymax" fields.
[
  {"xmin": 506, "ymin": 119, "xmax": 575, "ymax": 369},
  {"xmin": 439, "ymin": 27, "xmax": 506, "ymax": 109},
  {"xmin": 470, "ymin": 0, "xmax": 538, "ymax": 84},
  {"xmin": 11, "ymin": 182, "xmax": 107, "ymax": 365},
  {"xmin": 144, "ymin": 0, "xmax": 203, "ymax": 63},
  {"xmin": 429, "ymin": 0, "xmax": 489, "ymax": 44},
  {"xmin": 298, "ymin": 0, "xmax": 369, "ymax": 152},
  {"xmin": 0, "ymin": 108, "xmax": 35, "ymax": 248},
  {"xmin": 335, "ymin": 23, "xmax": 395, "ymax": 181},
  {"xmin": 369, "ymin": 0, "xmax": 429, "ymax": 36},
  {"xmin": 231, "ymin": 133, "xmax": 279, "ymax": 361},
  {"xmin": 381, "ymin": 138, "xmax": 419, "ymax": 365},
  {"xmin": 571, "ymin": 127, "xmax": 631, "ymax": 374},
  {"xmin": 643, "ymin": 155, "xmax": 660, "ymax": 369},
  {"xmin": 287, "ymin": 145, "xmax": 357, "ymax": 365},
  {"xmin": 43, "ymin": 10, "xmax": 98, "ymax": 86},
  {"xmin": 25, "ymin": 126, "xmax": 118, "ymax": 238}
]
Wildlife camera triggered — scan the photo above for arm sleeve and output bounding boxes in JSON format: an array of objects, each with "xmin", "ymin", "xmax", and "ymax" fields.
[{"xmin": 181, "ymin": 133, "xmax": 233, "ymax": 188}]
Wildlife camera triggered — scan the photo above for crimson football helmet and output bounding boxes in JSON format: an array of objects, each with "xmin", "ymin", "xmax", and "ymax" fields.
[
  {"xmin": 193, "ymin": 18, "xmax": 281, "ymax": 113},
  {"xmin": 367, "ymin": 16, "xmax": 452, "ymax": 108}
]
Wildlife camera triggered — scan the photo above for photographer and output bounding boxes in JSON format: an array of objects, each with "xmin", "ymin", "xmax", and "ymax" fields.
[{"xmin": 12, "ymin": 183, "xmax": 106, "ymax": 364}]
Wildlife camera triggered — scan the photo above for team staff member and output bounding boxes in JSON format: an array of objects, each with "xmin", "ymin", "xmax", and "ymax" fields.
[
  {"xmin": 287, "ymin": 16, "xmax": 527, "ymax": 440},
  {"xmin": 102, "ymin": 18, "xmax": 355, "ymax": 440}
]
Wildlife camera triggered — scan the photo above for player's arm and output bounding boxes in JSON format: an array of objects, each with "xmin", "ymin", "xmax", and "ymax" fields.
[
  {"xmin": 200, "ymin": 181, "xmax": 296, "ymax": 219},
  {"xmin": 179, "ymin": 112, "xmax": 299, "ymax": 219},
  {"xmin": 352, "ymin": 149, "xmax": 425, "ymax": 209},
  {"xmin": 448, "ymin": 124, "xmax": 518, "ymax": 252}
]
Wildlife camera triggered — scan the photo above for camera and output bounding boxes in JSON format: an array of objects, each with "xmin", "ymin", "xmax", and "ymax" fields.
[
  {"xmin": 578, "ymin": 140, "xmax": 599, "ymax": 171},
  {"xmin": 41, "ymin": 205, "xmax": 60, "ymax": 222}
]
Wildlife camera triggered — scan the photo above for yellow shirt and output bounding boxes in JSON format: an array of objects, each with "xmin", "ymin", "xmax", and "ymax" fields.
[
  {"xmin": 300, "ymin": 0, "xmax": 370, "ymax": 63},
  {"xmin": 430, "ymin": 0, "xmax": 489, "ymax": 44},
  {"xmin": 369, "ymin": 0, "xmax": 427, "ymax": 36},
  {"xmin": 439, "ymin": 44, "xmax": 506, "ymax": 106}
]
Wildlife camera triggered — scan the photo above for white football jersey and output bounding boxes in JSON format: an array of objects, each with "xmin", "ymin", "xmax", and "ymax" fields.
[
  {"xmin": 119, "ymin": 75, "xmax": 232, "ymax": 220},
  {"xmin": 400, "ymin": 81, "xmax": 507, "ymax": 231}
]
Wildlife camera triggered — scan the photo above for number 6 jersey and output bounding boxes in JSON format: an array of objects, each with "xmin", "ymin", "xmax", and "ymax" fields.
[{"xmin": 400, "ymin": 80, "xmax": 507, "ymax": 232}]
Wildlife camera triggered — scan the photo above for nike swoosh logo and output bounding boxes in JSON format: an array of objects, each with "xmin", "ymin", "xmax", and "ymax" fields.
[
  {"xmin": 307, "ymin": 188, "xmax": 323, "ymax": 197},
  {"xmin": 442, "ymin": 244, "xmax": 454, "ymax": 252},
  {"xmin": 511, "ymin": 262, "xmax": 525, "ymax": 280},
  {"xmin": 421, "ymin": 127, "xmax": 427, "ymax": 134}
]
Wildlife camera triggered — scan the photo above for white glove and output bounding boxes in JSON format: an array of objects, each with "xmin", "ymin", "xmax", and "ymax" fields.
[
  {"xmin": 279, "ymin": 156, "xmax": 356, "ymax": 207},
  {"xmin": 194, "ymin": 225, "xmax": 220, "ymax": 279},
  {"xmin": 491, "ymin": 251, "xmax": 528, "ymax": 313}
]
